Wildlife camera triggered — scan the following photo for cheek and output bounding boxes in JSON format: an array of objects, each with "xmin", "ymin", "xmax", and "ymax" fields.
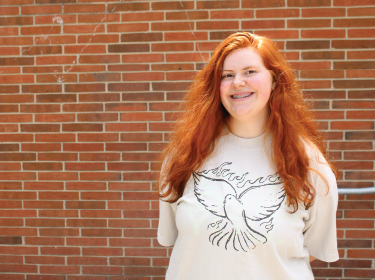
[{"xmin": 220, "ymin": 80, "xmax": 232, "ymax": 96}]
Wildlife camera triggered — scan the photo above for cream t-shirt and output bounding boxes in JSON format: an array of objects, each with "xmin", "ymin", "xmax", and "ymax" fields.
[{"xmin": 158, "ymin": 131, "xmax": 339, "ymax": 280}]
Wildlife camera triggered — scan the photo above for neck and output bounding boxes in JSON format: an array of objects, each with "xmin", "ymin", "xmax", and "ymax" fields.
[{"xmin": 227, "ymin": 113, "xmax": 269, "ymax": 138}]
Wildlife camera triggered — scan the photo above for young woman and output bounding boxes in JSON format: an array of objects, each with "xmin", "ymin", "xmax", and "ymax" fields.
[{"xmin": 157, "ymin": 32, "xmax": 339, "ymax": 280}]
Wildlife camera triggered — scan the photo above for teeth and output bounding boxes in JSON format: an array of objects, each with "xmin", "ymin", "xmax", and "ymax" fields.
[{"xmin": 232, "ymin": 93, "xmax": 252, "ymax": 99}]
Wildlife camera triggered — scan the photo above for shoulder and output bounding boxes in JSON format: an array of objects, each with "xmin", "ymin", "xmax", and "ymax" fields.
[{"xmin": 301, "ymin": 138, "xmax": 337, "ymax": 196}]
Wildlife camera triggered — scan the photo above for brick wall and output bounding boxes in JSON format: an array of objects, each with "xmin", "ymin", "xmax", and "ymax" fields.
[{"xmin": 0, "ymin": 0, "xmax": 374, "ymax": 279}]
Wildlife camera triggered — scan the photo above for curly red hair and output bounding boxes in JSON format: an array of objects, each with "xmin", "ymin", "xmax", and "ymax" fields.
[{"xmin": 158, "ymin": 32, "xmax": 338, "ymax": 212}]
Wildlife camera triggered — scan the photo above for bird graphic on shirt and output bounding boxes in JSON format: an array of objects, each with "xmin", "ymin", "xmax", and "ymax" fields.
[{"xmin": 193, "ymin": 163, "xmax": 285, "ymax": 252}]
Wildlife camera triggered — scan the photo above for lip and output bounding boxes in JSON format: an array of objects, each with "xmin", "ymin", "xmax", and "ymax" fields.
[{"xmin": 230, "ymin": 92, "xmax": 254, "ymax": 100}]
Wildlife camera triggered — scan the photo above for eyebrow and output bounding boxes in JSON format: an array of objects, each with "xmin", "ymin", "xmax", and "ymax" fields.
[{"xmin": 222, "ymin": 66, "xmax": 258, "ymax": 71}]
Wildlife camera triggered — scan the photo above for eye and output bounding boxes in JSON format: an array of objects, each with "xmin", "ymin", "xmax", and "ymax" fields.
[
  {"xmin": 221, "ymin": 73, "xmax": 233, "ymax": 79},
  {"xmin": 246, "ymin": 70, "xmax": 255, "ymax": 74}
]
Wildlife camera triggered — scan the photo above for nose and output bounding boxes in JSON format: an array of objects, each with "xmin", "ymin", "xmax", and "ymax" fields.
[{"xmin": 232, "ymin": 74, "xmax": 246, "ymax": 89}]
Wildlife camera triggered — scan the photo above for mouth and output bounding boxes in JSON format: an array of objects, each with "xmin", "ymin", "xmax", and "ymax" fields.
[{"xmin": 230, "ymin": 92, "xmax": 254, "ymax": 99}]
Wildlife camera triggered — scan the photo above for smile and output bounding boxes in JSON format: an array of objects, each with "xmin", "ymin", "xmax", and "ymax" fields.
[{"xmin": 231, "ymin": 92, "xmax": 254, "ymax": 99}]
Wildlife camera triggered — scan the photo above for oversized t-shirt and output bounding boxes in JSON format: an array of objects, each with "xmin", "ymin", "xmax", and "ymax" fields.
[{"xmin": 158, "ymin": 130, "xmax": 339, "ymax": 280}]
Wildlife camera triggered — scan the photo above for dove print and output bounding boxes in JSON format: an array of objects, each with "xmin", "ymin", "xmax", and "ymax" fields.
[{"xmin": 193, "ymin": 162, "xmax": 286, "ymax": 252}]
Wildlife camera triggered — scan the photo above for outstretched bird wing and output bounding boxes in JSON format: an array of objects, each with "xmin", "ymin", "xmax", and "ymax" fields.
[
  {"xmin": 239, "ymin": 182, "xmax": 285, "ymax": 221},
  {"xmin": 193, "ymin": 172, "xmax": 237, "ymax": 218}
]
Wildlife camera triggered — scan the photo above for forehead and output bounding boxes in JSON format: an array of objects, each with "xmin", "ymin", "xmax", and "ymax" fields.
[{"xmin": 222, "ymin": 48, "xmax": 265, "ymax": 70}]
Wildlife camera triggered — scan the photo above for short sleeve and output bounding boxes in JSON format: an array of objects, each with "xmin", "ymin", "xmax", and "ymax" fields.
[
  {"xmin": 157, "ymin": 199, "xmax": 178, "ymax": 247},
  {"xmin": 303, "ymin": 162, "xmax": 339, "ymax": 262}
]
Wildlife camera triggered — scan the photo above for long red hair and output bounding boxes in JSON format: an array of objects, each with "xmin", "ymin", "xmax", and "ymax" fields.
[{"xmin": 157, "ymin": 32, "xmax": 338, "ymax": 212}]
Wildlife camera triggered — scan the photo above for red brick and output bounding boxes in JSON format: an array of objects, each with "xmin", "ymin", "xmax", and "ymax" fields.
[
  {"xmin": 0, "ymin": 227, "xmax": 37, "ymax": 236},
  {"xmin": 80, "ymin": 172, "xmax": 121, "ymax": 181},
  {"xmin": 109, "ymin": 182, "xmax": 150, "ymax": 191},
  {"xmin": 38, "ymin": 172, "xmax": 78, "ymax": 181},
  {"xmin": 83, "ymin": 266, "xmax": 123, "ymax": 275},
  {"xmin": 347, "ymin": 111, "xmax": 375, "ymax": 119},
  {"xmin": 39, "ymin": 210, "xmax": 78, "ymax": 218},
  {"xmin": 23, "ymin": 162, "xmax": 62, "ymax": 171},
  {"xmin": 331, "ymin": 121, "xmax": 374, "ymax": 130},
  {"xmin": 63, "ymin": 103, "xmax": 103, "ymax": 112},
  {"xmin": 81, "ymin": 228, "xmax": 122, "ymax": 237},
  {"xmin": 152, "ymin": 43, "xmax": 194, "ymax": 52},
  {"xmin": 345, "ymin": 269, "xmax": 375, "ymax": 278},
  {"xmin": 302, "ymin": 51, "xmax": 345, "ymax": 59},
  {"xmin": 35, "ymin": 133, "xmax": 75, "ymax": 142},
  {"xmin": 333, "ymin": 101, "xmax": 375, "ymax": 109},
  {"xmin": 0, "ymin": 172, "xmax": 36, "ymax": 181},
  {"xmin": 77, "ymin": 113, "xmax": 118, "ymax": 122},
  {"xmin": 81, "ymin": 210, "xmax": 121, "ymax": 218},
  {"xmin": 28, "ymin": 276, "xmax": 65, "ymax": 280},
  {"xmin": 288, "ymin": 19, "xmax": 331, "ymax": 28},
  {"xmin": 300, "ymin": 70, "xmax": 344, "ymax": 79},
  {"xmin": 108, "ymin": 219, "xmax": 150, "ymax": 228},
  {"xmin": 347, "ymin": 70, "xmax": 375, "ymax": 78},
  {"xmin": 105, "ymin": 123, "xmax": 147, "ymax": 132},
  {"xmin": 105, "ymin": 103, "xmax": 147, "ymax": 112},
  {"xmin": 122, "ymin": 72, "xmax": 164, "ymax": 81},
  {"xmin": 121, "ymin": 12, "xmax": 164, "ymax": 22},
  {"xmin": 66, "ymin": 238, "xmax": 108, "ymax": 249},
  {"xmin": 347, "ymin": 250, "xmax": 375, "ymax": 259},
  {"xmin": 66, "ymin": 182, "xmax": 107, "ymax": 191},
  {"xmin": 242, "ymin": 0, "xmax": 285, "ymax": 8},
  {"xmin": 40, "ymin": 265, "xmax": 80, "ymax": 274},
  {"xmin": 65, "ymin": 162, "xmax": 106, "ymax": 171},
  {"xmin": 25, "ymin": 256, "xmax": 65, "ymax": 264},
  {"xmin": 24, "ymin": 182, "xmax": 64, "ymax": 190},
  {"xmin": 106, "ymin": 143, "xmax": 147, "ymax": 151},
  {"xmin": 347, "ymin": 230, "xmax": 375, "ymax": 239},
  {"xmin": 330, "ymin": 141, "xmax": 373, "ymax": 150},
  {"xmin": 302, "ymin": 8, "xmax": 345, "ymax": 17},
  {"xmin": 25, "ymin": 218, "xmax": 64, "ymax": 228},
  {"xmin": 0, "ymin": 245, "xmax": 38, "ymax": 255},
  {"xmin": 289, "ymin": 0, "xmax": 330, "ymax": 6},
  {"xmin": 346, "ymin": 172, "xmax": 375, "ymax": 180},
  {"xmin": 348, "ymin": 28, "xmax": 375, "ymax": 38},
  {"xmin": 107, "ymin": 2, "xmax": 149, "ymax": 11},
  {"xmin": 337, "ymin": 219, "xmax": 374, "ymax": 228},
  {"xmin": 332, "ymin": 40, "xmax": 375, "ymax": 49},
  {"xmin": 79, "ymin": 153, "xmax": 120, "ymax": 161},
  {"xmin": 151, "ymin": 1, "xmax": 194, "ymax": 10},
  {"xmin": 166, "ymin": 11, "xmax": 208, "ymax": 20},
  {"xmin": 121, "ymin": 133, "xmax": 162, "ymax": 142},
  {"xmin": 24, "ymin": 201, "xmax": 63, "ymax": 209},
  {"xmin": 67, "ymin": 219, "xmax": 107, "ymax": 228},
  {"xmin": 108, "ymin": 201, "xmax": 149, "ymax": 210},
  {"xmin": 335, "ymin": 18, "xmax": 375, "ymax": 27},
  {"xmin": 0, "ymin": 125, "xmax": 18, "ymax": 133},
  {"xmin": 21, "ymin": 143, "xmax": 61, "ymax": 152},
  {"xmin": 242, "ymin": 20, "xmax": 284, "ymax": 29},
  {"xmin": 122, "ymin": 54, "xmax": 164, "ymax": 63},
  {"xmin": 165, "ymin": 31, "xmax": 208, "ymax": 41},
  {"xmin": 301, "ymin": 29, "xmax": 345, "ymax": 38},
  {"xmin": 0, "ymin": 255, "xmax": 22, "ymax": 264},
  {"xmin": 123, "ymin": 266, "xmax": 165, "ymax": 275},
  {"xmin": 152, "ymin": 21, "xmax": 194, "ymax": 31},
  {"xmin": 67, "ymin": 256, "xmax": 107, "ymax": 265},
  {"xmin": 40, "ymin": 246, "xmax": 80, "ymax": 255},
  {"xmin": 348, "ymin": 7, "xmax": 375, "ymax": 16},
  {"xmin": 334, "ymin": 80, "xmax": 375, "ymax": 89},
  {"xmin": 107, "ymin": 162, "xmax": 149, "ymax": 171},
  {"xmin": 0, "ymin": 264, "xmax": 37, "ymax": 273},
  {"xmin": 0, "ymin": 218, "xmax": 23, "ymax": 226},
  {"xmin": 68, "ymin": 276, "xmax": 107, "ymax": 280}
]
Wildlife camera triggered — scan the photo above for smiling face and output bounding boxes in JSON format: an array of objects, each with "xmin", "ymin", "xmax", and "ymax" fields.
[{"xmin": 220, "ymin": 48, "xmax": 274, "ymax": 134}]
